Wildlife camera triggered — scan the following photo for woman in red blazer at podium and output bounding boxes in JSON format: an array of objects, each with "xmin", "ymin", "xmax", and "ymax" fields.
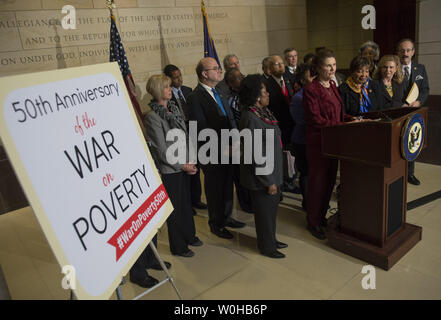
[{"xmin": 303, "ymin": 49, "xmax": 354, "ymax": 240}]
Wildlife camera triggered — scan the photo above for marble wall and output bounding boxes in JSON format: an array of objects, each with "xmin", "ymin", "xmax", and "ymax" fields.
[
  {"xmin": 417, "ymin": 0, "xmax": 441, "ymax": 95},
  {"xmin": 306, "ymin": 0, "xmax": 374, "ymax": 70},
  {"xmin": 0, "ymin": 0, "xmax": 308, "ymax": 112}
]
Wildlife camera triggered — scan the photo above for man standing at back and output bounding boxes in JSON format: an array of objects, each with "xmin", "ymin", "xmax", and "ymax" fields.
[
  {"xmin": 163, "ymin": 64, "xmax": 208, "ymax": 211},
  {"xmin": 283, "ymin": 48, "xmax": 298, "ymax": 89},
  {"xmin": 216, "ymin": 54, "xmax": 241, "ymax": 95},
  {"xmin": 187, "ymin": 57, "xmax": 245, "ymax": 239},
  {"xmin": 266, "ymin": 55, "xmax": 297, "ymax": 193},
  {"xmin": 266, "ymin": 55, "xmax": 294, "ymax": 145},
  {"xmin": 397, "ymin": 38, "xmax": 430, "ymax": 186}
]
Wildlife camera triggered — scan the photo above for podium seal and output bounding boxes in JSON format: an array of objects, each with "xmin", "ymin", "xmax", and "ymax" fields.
[{"xmin": 401, "ymin": 113, "xmax": 425, "ymax": 161}]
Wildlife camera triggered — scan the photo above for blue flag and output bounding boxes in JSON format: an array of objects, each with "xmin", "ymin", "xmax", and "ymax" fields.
[{"xmin": 201, "ymin": 1, "xmax": 221, "ymax": 68}]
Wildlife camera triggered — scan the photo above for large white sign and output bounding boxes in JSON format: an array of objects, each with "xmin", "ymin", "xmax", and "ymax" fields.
[{"xmin": 0, "ymin": 62, "xmax": 172, "ymax": 299}]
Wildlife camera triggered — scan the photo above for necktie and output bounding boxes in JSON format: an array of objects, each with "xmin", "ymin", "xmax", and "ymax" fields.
[
  {"xmin": 280, "ymin": 79, "xmax": 290, "ymax": 104},
  {"xmin": 178, "ymin": 89, "xmax": 186, "ymax": 104},
  {"xmin": 404, "ymin": 66, "xmax": 410, "ymax": 81},
  {"xmin": 211, "ymin": 88, "xmax": 227, "ymax": 116}
]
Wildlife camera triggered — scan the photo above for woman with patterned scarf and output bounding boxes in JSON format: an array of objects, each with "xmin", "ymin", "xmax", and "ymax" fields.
[
  {"xmin": 339, "ymin": 56, "xmax": 381, "ymax": 116},
  {"xmin": 144, "ymin": 75, "xmax": 203, "ymax": 259},
  {"xmin": 238, "ymin": 74, "xmax": 286, "ymax": 259}
]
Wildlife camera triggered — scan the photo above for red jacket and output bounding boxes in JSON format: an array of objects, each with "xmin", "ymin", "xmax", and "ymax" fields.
[{"xmin": 303, "ymin": 79, "xmax": 348, "ymax": 146}]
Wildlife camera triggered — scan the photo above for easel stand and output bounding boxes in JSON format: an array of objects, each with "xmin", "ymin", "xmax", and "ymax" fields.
[
  {"xmin": 132, "ymin": 242, "xmax": 182, "ymax": 300},
  {"xmin": 70, "ymin": 242, "xmax": 182, "ymax": 300}
]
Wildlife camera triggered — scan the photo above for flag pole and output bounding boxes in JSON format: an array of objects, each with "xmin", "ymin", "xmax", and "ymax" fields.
[
  {"xmin": 201, "ymin": 0, "xmax": 221, "ymax": 67},
  {"xmin": 107, "ymin": 0, "xmax": 148, "ymax": 139}
]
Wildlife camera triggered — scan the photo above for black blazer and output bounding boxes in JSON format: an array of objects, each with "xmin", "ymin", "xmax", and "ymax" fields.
[
  {"xmin": 334, "ymin": 72, "xmax": 346, "ymax": 86},
  {"xmin": 284, "ymin": 66, "xmax": 295, "ymax": 91},
  {"xmin": 239, "ymin": 110, "xmax": 283, "ymax": 190},
  {"xmin": 170, "ymin": 85, "xmax": 192, "ymax": 119},
  {"xmin": 260, "ymin": 74, "xmax": 270, "ymax": 87},
  {"xmin": 375, "ymin": 79, "xmax": 405, "ymax": 110},
  {"xmin": 338, "ymin": 80, "xmax": 381, "ymax": 116},
  {"xmin": 266, "ymin": 75, "xmax": 295, "ymax": 144},
  {"xmin": 187, "ymin": 83, "xmax": 236, "ymax": 170},
  {"xmin": 402, "ymin": 63, "xmax": 430, "ymax": 106}
]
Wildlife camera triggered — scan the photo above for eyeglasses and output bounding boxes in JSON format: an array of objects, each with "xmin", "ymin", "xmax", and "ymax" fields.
[
  {"xmin": 204, "ymin": 66, "xmax": 222, "ymax": 72},
  {"xmin": 273, "ymin": 62, "xmax": 284, "ymax": 66}
]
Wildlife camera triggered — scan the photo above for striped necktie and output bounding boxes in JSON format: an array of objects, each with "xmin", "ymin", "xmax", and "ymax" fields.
[{"xmin": 404, "ymin": 66, "xmax": 410, "ymax": 81}]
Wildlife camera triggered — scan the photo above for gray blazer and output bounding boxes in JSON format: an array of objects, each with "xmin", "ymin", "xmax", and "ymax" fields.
[
  {"xmin": 144, "ymin": 102, "xmax": 188, "ymax": 175},
  {"xmin": 239, "ymin": 109, "xmax": 283, "ymax": 191}
]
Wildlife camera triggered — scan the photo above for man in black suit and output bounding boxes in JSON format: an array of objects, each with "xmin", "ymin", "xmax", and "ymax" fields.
[
  {"xmin": 266, "ymin": 55, "xmax": 297, "ymax": 193},
  {"xmin": 261, "ymin": 56, "xmax": 271, "ymax": 84},
  {"xmin": 187, "ymin": 57, "xmax": 245, "ymax": 239},
  {"xmin": 224, "ymin": 68, "xmax": 253, "ymax": 213},
  {"xmin": 283, "ymin": 48, "xmax": 298, "ymax": 91},
  {"xmin": 216, "ymin": 53, "xmax": 241, "ymax": 96},
  {"xmin": 266, "ymin": 55, "xmax": 294, "ymax": 145},
  {"xmin": 163, "ymin": 64, "xmax": 208, "ymax": 211},
  {"xmin": 397, "ymin": 38, "xmax": 430, "ymax": 186}
]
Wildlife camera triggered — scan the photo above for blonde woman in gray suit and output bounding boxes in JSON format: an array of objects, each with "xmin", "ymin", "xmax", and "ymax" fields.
[{"xmin": 145, "ymin": 74, "xmax": 203, "ymax": 258}]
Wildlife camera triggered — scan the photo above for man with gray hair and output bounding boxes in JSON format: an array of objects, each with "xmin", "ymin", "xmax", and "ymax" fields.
[
  {"xmin": 261, "ymin": 56, "xmax": 271, "ymax": 83},
  {"xmin": 397, "ymin": 38, "xmax": 430, "ymax": 186},
  {"xmin": 223, "ymin": 54, "xmax": 241, "ymax": 71},
  {"xmin": 283, "ymin": 48, "xmax": 298, "ymax": 88},
  {"xmin": 216, "ymin": 54, "xmax": 242, "ymax": 95}
]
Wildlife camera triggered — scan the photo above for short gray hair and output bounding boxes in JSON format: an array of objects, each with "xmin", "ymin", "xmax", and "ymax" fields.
[
  {"xmin": 359, "ymin": 41, "xmax": 380, "ymax": 61},
  {"xmin": 223, "ymin": 54, "xmax": 238, "ymax": 70}
]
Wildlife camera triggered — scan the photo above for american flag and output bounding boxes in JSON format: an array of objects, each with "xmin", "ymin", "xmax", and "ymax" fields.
[{"xmin": 109, "ymin": 14, "xmax": 143, "ymax": 119}]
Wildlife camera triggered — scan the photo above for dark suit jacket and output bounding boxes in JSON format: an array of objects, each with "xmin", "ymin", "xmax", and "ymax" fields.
[
  {"xmin": 375, "ymin": 79, "xmax": 405, "ymax": 110},
  {"xmin": 284, "ymin": 66, "xmax": 296, "ymax": 91},
  {"xmin": 215, "ymin": 79, "xmax": 229, "ymax": 97},
  {"xmin": 338, "ymin": 79, "xmax": 381, "ymax": 116},
  {"xmin": 239, "ymin": 110, "xmax": 283, "ymax": 190},
  {"xmin": 260, "ymin": 74, "xmax": 270, "ymax": 87},
  {"xmin": 266, "ymin": 75, "xmax": 295, "ymax": 144},
  {"xmin": 187, "ymin": 83, "xmax": 236, "ymax": 170},
  {"xmin": 170, "ymin": 85, "xmax": 192, "ymax": 119},
  {"xmin": 402, "ymin": 63, "xmax": 430, "ymax": 106},
  {"xmin": 334, "ymin": 72, "xmax": 346, "ymax": 86}
]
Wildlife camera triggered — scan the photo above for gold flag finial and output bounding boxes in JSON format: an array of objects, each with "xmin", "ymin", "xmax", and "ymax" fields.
[{"xmin": 106, "ymin": 0, "xmax": 116, "ymax": 15}]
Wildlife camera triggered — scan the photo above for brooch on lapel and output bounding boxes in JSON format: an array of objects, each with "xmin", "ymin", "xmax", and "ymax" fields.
[{"xmin": 415, "ymin": 75, "xmax": 424, "ymax": 81}]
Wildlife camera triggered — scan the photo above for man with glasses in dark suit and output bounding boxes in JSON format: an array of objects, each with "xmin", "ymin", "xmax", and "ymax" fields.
[
  {"xmin": 187, "ymin": 58, "xmax": 245, "ymax": 239},
  {"xmin": 397, "ymin": 38, "xmax": 430, "ymax": 186}
]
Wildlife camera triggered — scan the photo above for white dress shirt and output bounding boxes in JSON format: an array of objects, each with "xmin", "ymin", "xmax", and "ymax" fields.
[{"xmin": 199, "ymin": 81, "xmax": 217, "ymax": 103}]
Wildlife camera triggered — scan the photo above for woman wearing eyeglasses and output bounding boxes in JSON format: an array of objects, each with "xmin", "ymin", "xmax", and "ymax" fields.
[{"xmin": 338, "ymin": 56, "xmax": 381, "ymax": 116}]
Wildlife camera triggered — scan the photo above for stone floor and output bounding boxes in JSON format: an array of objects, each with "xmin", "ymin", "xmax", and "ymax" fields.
[{"xmin": 0, "ymin": 162, "xmax": 440, "ymax": 300}]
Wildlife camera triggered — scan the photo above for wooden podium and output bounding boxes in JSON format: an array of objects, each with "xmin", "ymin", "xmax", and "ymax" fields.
[{"xmin": 322, "ymin": 107, "xmax": 428, "ymax": 270}]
